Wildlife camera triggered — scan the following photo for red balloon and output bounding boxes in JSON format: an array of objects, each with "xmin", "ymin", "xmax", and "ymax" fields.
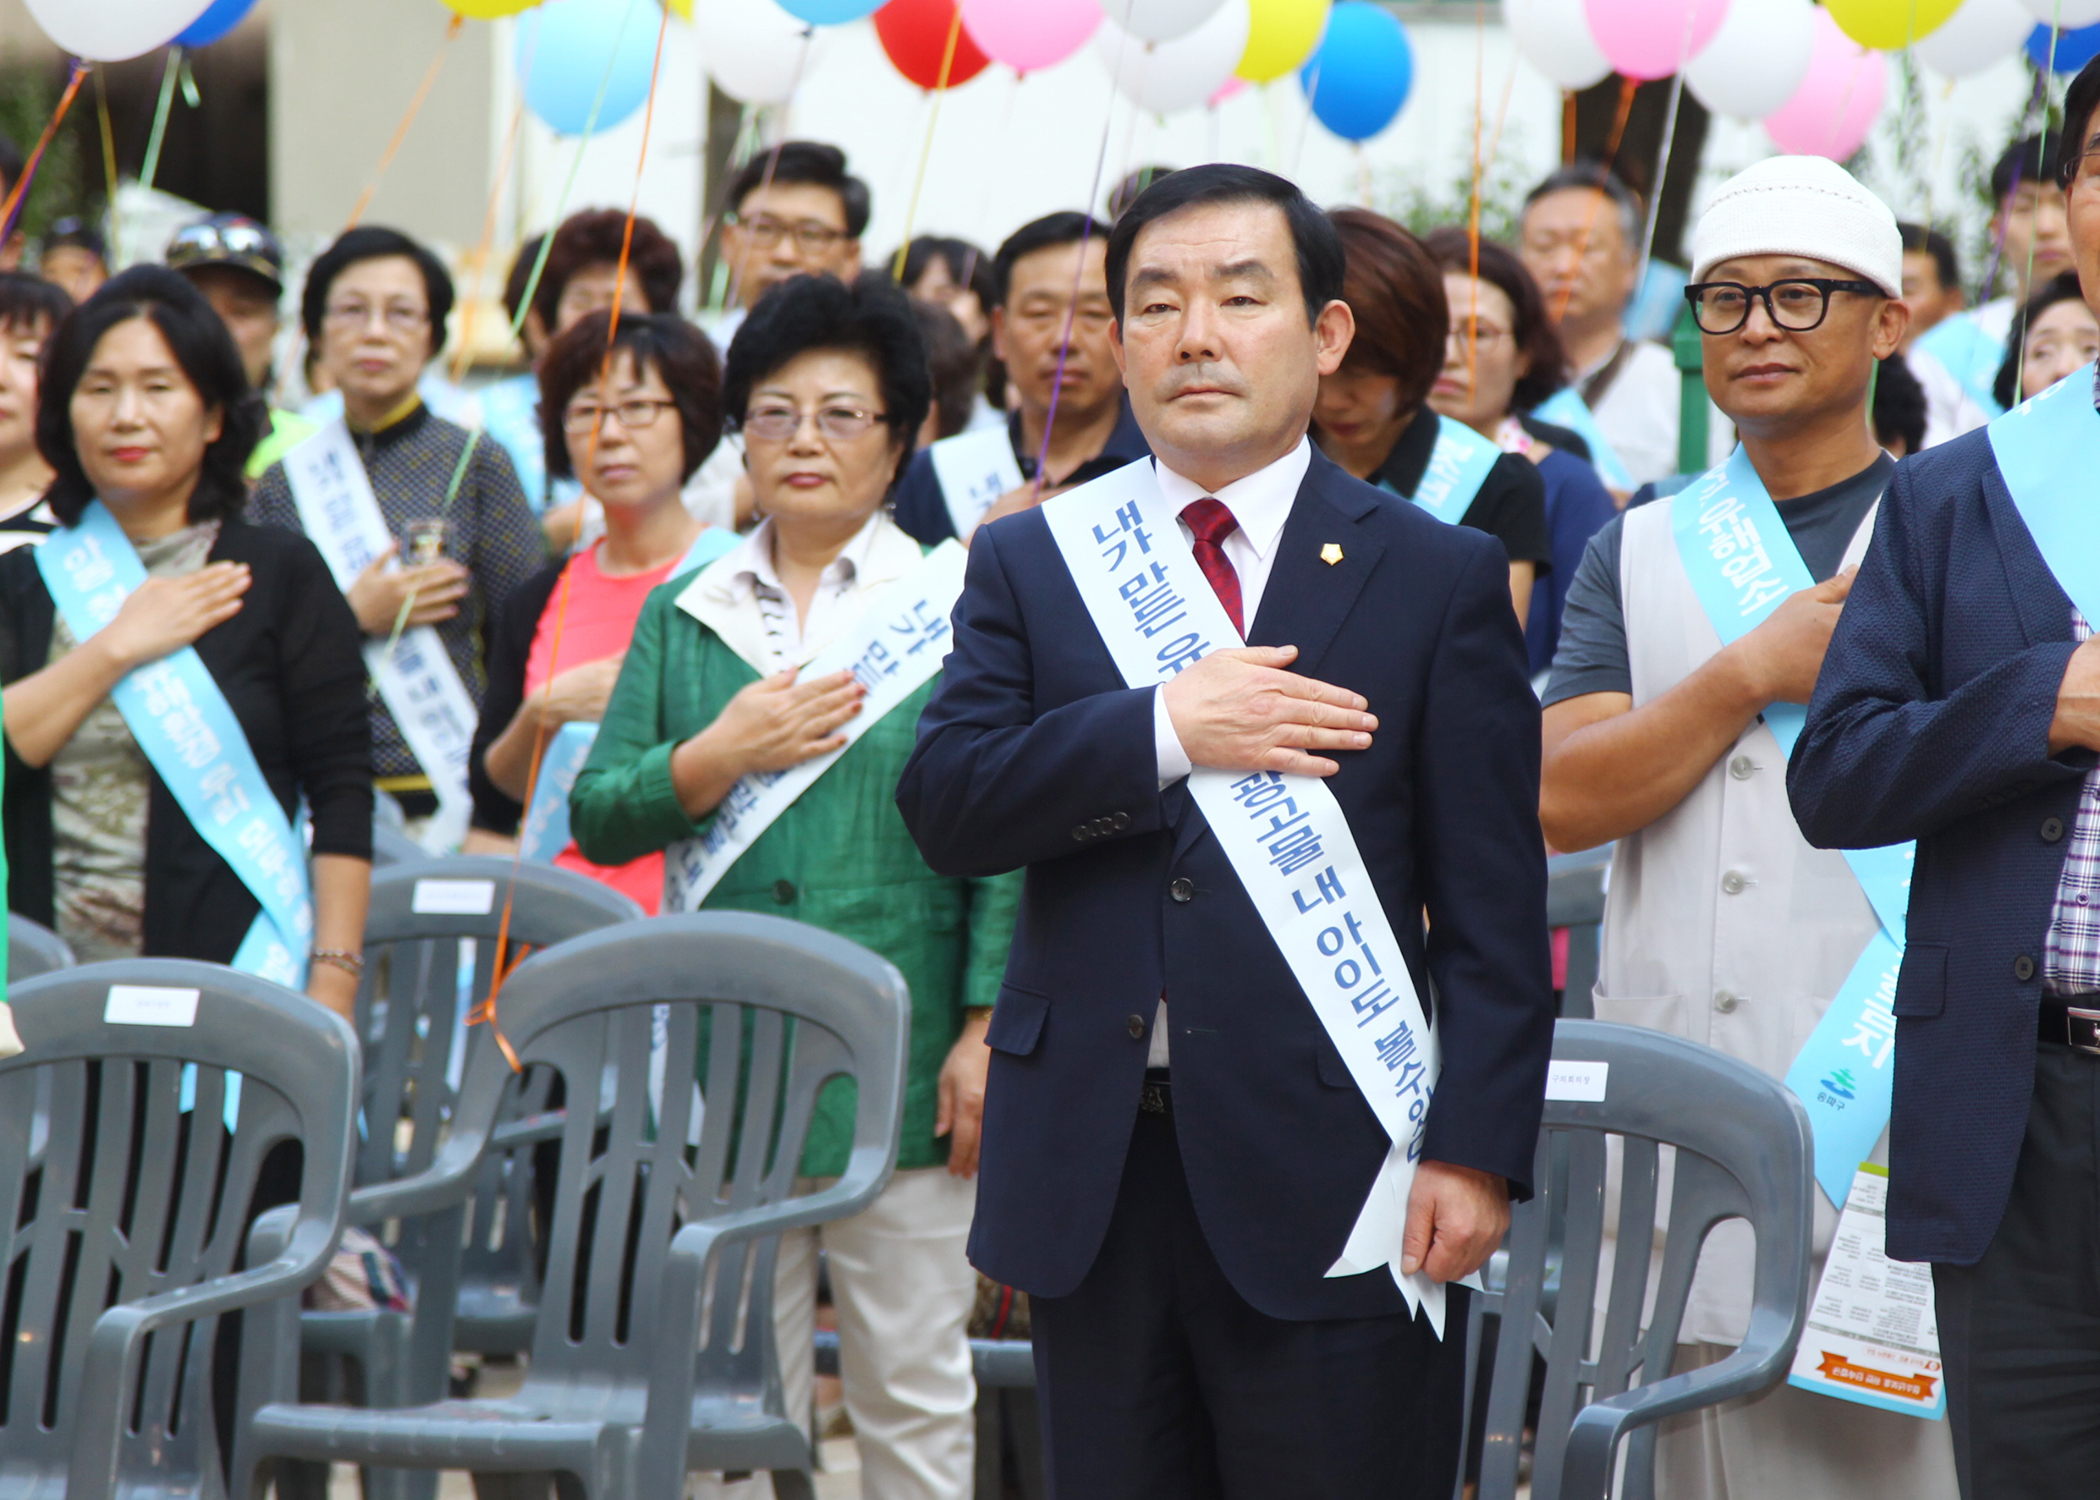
[{"xmin": 874, "ymin": 0, "xmax": 992, "ymax": 89}]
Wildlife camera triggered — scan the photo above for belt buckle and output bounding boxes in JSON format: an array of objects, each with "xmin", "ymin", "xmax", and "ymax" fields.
[{"xmin": 2068, "ymin": 1006, "xmax": 2100, "ymax": 1056}]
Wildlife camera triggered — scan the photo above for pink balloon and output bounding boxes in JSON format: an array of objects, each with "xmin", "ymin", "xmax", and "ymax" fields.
[
  {"xmin": 1210, "ymin": 74, "xmax": 1247, "ymax": 105},
  {"xmin": 1761, "ymin": 6, "xmax": 1886, "ymax": 160},
  {"xmin": 959, "ymin": 0, "xmax": 1100, "ymax": 72},
  {"xmin": 1581, "ymin": 0, "xmax": 1730, "ymax": 81}
]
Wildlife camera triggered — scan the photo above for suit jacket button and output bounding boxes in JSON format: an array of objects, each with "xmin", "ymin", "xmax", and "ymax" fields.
[
  {"xmin": 1169, "ymin": 877, "xmax": 1195, "ymax": 903},
  {"xmin": 1112, "ymin": 811, "xmax": 1131, "ymax": 830},
  {"xmin": 2043, "ymin": 816, "xmax": 2066, "ymax": 843},
  {"xmin": 772, "ymin": 879, "xmax": 797, "ymax": 905},
  {"xmin": 1095, "ymin": 818, "xmax": 1113, "ymax": 835},
  {"xmin": 1126, "ymin": 1013, "xmax": 1147, "ymax": 1039},
  {"xmin": 1072, "ymin": 825, "xmax": 1090, "ymax": 842},
  {"xmin": 2015, "ymin": 954, "xmax": 2037, "ymax": 982}
]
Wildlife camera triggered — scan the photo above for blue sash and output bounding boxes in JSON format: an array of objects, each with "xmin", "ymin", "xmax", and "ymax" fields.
[
  {"xmin": 1670, "ymin": 452, "xmax": 1914, "ymax": 1206},
  {"xmin": 519, "ymin": 526, "xmax": 741, "ymax": 863},
  {"xmin": 1915, "ymin": 309, "xmax": 2006, "ymax": 420},
  {"xmin": 1529, "ymin": 388, "xmax": 1634, "ymax": 491},
  {"xmin": 478, "ymin": 373, "xmax": 550, "ymax": 513},
  {"xmin": 1380, "ymin": 412, "xmax": 1501, "ymax": 524},
  {"xmin": 1986, "ymin": 358, "xmax": 2100, "ymax": 626}
]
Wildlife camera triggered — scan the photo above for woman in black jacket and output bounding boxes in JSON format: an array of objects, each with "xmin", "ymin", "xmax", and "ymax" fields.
[{"xmin": 0, "ymin": 266, "xmax": 371, "ymax": 1019}]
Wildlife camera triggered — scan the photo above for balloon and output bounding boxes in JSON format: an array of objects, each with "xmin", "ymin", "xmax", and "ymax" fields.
[
  {"xmin": 779, "ymin": 0, "xmax": 882, "ymax": 20},
  {"xmin": 1762, "ymin": 6, "xmax": 1886, "ymax": 162},
  {"xmin": 960, "ymin": 0, "xmax": 1099, "ymax": 72},
  {"xmin": 1581, "ymin": 0, "xmax": 1729, "ymax": 82},
  {"xmin": 176, "ymin": 0, "xmax": 257, "ymax": 46},
  {"xmin": 1686, "ymin": 0, "xmax": 1812, "ymax": 121},
  {"xmin": 1824, "ymin": 0, "xmax": 1960, "ymax": 49},
  {"xmin": 1507, "ymin": 0, "xmax": 1611, "ymax": 92},
  {"xmin": 518, "ymin": 0, "xmax": 661, "ymax": 135},
  {"xmin": 1117, "ymin": 0, "xmax": 1231, "ymax": 44},
  {"xmin": 2020, "ymin": 0, "xmax": 2100, "ymax": 27},
  {"xmin": 24, "ymin": 0, "xmax": 212, "ymax": 60},
  {"xmin": 1096, "ymin": 0, "xmax": 1252, "ymax": 113},
  {"xmin": 1916, "ymin": 0, "xmax": 2036, "ymax": 75},
  {"xmin": 693, "ymin": 0, "xmax": 828, "ymax": 104},
  {"xmin": 1299, "ymin": 3, "xmax": 1409, "ymax": 142},
  {"xmin": 444, "ymin": 0, "xmax": 543, "ymax": 17},
  {"xmin": 874, "ymin": 0, "xmax": 992, "ymax": 88},
  {"xmin": 2026, "ymin": 21, "xmax": 2100, "ymax": 69},
  {"xmin": 1237, "ymin": 0, "xmax": 1330, "ymax": 82}
]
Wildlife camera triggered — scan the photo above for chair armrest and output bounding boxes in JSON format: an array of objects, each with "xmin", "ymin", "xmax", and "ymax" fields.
[
  {"xmin": 488, "ymin": 1108, "xmax": 567, "ymax": 1150},
  {"xmin": 1557, "ymin": 1336, "xmax": 1793, "ymax": 1499},
  {"xmin": 344, "ymin": 1124, "xmax": 493, "ymax": 1224}
]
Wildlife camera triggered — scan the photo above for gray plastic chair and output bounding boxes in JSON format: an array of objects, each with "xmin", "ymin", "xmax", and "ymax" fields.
[
  {"xmin": 0, "ymin": 959, "xmax": 357, "ymax": 1500},
  {"xmin": 8, "ymin": 912, "xmax": 76, "ymax": 981},
  {"xmin": 1458, "ymin": 1019, "xmax": 1814, "ymax": 1500},
  {"xmin": 242, "ymin": 910, "xmax": 909, "ymax": 1500},
  {"xmin": 1547, "ymin": 845, "xmax": 1611, "ymax": 1019},
  {"xmin": 299, "ymin": 858, "xmax": 641, "ymax": 1500}
]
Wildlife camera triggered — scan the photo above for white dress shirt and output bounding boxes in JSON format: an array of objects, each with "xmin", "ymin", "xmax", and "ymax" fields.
[
  {"xmin": 1143, "ymin": 437, "xmax": 1312, "ymax": 1066},
  {"xmin": 717, "ymin": 509, "xmax": 889, "ymax": 671}
]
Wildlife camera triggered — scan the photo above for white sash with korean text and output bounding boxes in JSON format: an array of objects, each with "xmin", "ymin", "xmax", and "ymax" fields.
[
  {"xmin": 1041, "ymin": 462, "xmax": 1449, "ymax": 1333},
  {"xmin": 929, "ymin": 427, "xmax": 1024, "ymax": 541},
  {"xmin": 280, "ymin": 420, "xmax": 478, "ymax": 853},
  {"xmin": 662, "ymin": 542, "xmax": 968, "ymax": 912}
]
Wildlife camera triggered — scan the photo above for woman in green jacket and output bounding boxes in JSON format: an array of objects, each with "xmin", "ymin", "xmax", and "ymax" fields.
[{"xmin": 570, "ymin": 272, "xmax": 1016, "ymax": 1500}]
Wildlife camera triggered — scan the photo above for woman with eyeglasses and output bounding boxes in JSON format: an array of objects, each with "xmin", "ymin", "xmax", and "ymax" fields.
[
  {"xmin": 570, "ymin": 272, "xmax": 1018, "ymax": 1499},
  {"xmin": 249, "ymin": 227, "xmax": 543, "ymax": 843},
  {"xmin": 464, "ymin": 311, "xmax": 733, "ymax": 900},
  {"xmin": 1313, "ymin": 208, "xmax": 1551, "ymax": 626},
  {"xmin": 1992, "ymin": 268, "xmax": 2100, "ymax": 410}
]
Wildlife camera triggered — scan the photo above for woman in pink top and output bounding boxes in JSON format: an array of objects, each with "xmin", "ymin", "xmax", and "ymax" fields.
[{"xmin": 466, "ymin": 311, "xmax": 730, "ymax": 909}]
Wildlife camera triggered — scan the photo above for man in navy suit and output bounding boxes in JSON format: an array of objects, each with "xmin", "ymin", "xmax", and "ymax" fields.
[
  {"xmin": 896, "ymin": 165, "xmax": 1553, "ymax": 1496},
  {"xmin": 1789, "ymin": 55, "xmax": 2100, "ymax": 1500}
]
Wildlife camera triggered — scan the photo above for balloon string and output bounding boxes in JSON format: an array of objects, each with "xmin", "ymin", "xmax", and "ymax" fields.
[
  {"xmin": 889, "ymin": 2, "xmax": 969, "ymax": 281},
  {"xmin": 2016, "ymin": 0, "xmax": 2065, "ymax": 405},
  {"xmin": 1465, "ymin": 0, "xmax": 1485, "ymax": 400},
  {"xmin": 95, "ymin": 69, "xmax": 121, "ymax": 267},
  {"xmin": 476, "ymin": 0, "xmax": 674, "ymax": 1070},
  {"xmin": 722, "ymin": 31, "xmax": 816, "ymax": 312},
  {"xmin": 139, "ymin": 48, "xmax": 182, "ymax": 200},
  {"xmin": 346, "ymin": 14, "xmax": 465, "ymax": 231},
  {"xmin": 450, "ymin": 100, "xmax": 531, "ymax": 389},
  {"xmin": 1548, "ymin": 74, "xmax": 1636, "ymax": 331},
  {"xmin": 0, "ymin": 62, "xmax": 85, "ymax": 250}
]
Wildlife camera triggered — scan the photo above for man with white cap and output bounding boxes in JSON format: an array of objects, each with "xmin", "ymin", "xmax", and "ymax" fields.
[{"xmin": 1538, "ymin": 155, "xmax": 1958, "ymax": 1498}]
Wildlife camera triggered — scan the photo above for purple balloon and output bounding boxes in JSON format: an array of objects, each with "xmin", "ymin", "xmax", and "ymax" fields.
[{"xmin": 177, "ymin": 0, "xmax": 257, "ymax": 47}]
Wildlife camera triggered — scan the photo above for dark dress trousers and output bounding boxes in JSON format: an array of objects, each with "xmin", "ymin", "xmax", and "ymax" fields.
[{"xmin": 897, "ymin": 449, "xmax": 1554, "ymax": 1492}]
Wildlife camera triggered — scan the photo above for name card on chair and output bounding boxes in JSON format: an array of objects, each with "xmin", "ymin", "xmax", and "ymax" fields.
[
  {"xmin": 106, "ymin": 986, "xmax": 201, "ymax": 1027},
  {"xmin": 1545, "ymin": 1061, "xmax": 1609, "ymax": 1102},
  {"xmin": 413, "ymin": 878, "xmax": 497, "ymax": 915}
]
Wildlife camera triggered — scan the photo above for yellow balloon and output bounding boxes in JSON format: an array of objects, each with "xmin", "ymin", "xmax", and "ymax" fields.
[
  {"xmin": 662, "ymin": 0, "xmax": 691, "ymax": 15},
  {"xmin": 1236, "ymin": 0, "xmax": 1331, "ymax": 84},
  {"xmin": 442, "ymin": 0, "xmax": 541, "ymax": 18},
  {"xmin": 1823, "ymin": 0, "xmax": 1962, "ymax": 51}
]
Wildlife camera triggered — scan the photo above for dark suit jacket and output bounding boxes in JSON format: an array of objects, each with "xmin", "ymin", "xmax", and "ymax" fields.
[
  {"xmin": 890, "ymin": 398, "xmax": 1154, "ymax": 545},
  {"xmin": 1789, "ymin": 428, "xmax": 2091, "ymax": 1266},
  {"xmin": 896, "ymin": 448, "xmax": 1554, "ymax": 1321}
]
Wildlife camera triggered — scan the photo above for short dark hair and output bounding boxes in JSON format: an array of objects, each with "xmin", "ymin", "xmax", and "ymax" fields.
[
  {"xmin": 722, "ymin": 272, "xmax": 930, "ymax": 477},
  {"xmin": 2062, "ymin": 57, "xmax": 2100, "ymax": 189},
  {"xmin": 1897, "ymin": 222, "xmax": 1960, "ymax": 292},
  {"xmin": 993, "ymin": 212, "xmax": 1110, "ymax": 307},
  {"xmin": 299, "ymin": 225, "xmax": 454, "ymax": 356},
  {"xmin": 537, "ymin": 311, "xmax": 722, "ymax": 484},
  {"xmin": 910, "ymin": 297, "xmax": 978, "ymax": 441},
  {"xmin": 1874, "ymin": 353, "xmax": 1927, "ymax": 455},
  {"xmin": 725, "ymin": 141, "xmax": 870, "ymax": 240},
  {"xmin": 1106, "ymin": 165, "xmax": 1176, "ymax": 222},
  {"xmin": 39, "ymin": 216, "xmax": 106, "ymax": 262},
  {"xmin": 504, "ymin": 232, "xmax": 546, "ymax": 326},
  {"xmin": 39, "ymin": 265, "xmax": 266, "ymax": 527},
  {"xmin": 534, "ymin": 209, "xmax": 684, "ymax": 329},
  {"xmin": 1423, "ymin": 228, "xmax": 1569, "ymax": 411},
  {"xmin": 0, "ymin": 270, "xmax": 73, "ymax": 336},
  {"xmin": 1523, "ymin": 162, "xmax": 1642, "ymax": 248},
  {"xmin": 1993, "ymin": 268, "xmax": 2089, "ymax": 410},
  {"xmin": 1328, "ymin": 208, "xmax": 1446, "ymax": 413},
  {"xmin": 897, "ymin": 235, "xmax": 998, "ymax": 315},
  {"xmin": 1994, "ymin": 134, "xmax": 2061, "ymax": 203},
  {"xmin": 1105, "ymin": 163, "xmax": 1344, "ymax": 326}
]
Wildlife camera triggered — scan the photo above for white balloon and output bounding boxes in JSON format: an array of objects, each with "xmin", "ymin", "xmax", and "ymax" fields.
[
  {"xmin": 1685, "ymin": 0, "xmax": 1813, "ymax": 120},
  {"xmin": 1506, "ymin": 0, "xmax": 1612, "ymax": 92},
  {"xmin": 1095, "ymin": 0, "xmax": 1251, "ymax": 113},
  {"xmin": 2020, "ymin": 0, "xmax": 2100, "ymax": 28},
  {"xmin": 693, "ymin": 0, "xmax": 832, "ymax": 106},
  {"xmin": 1106, "ymin": 0, "xmax": 1231, "ymax": 45},
  {"xmin": 24, "ymin": 0, "xmax": 211, "ymax": 61},
  {"xmin": 1924, "ymin": 0, "xmax": 2050, "ymax": 76}
]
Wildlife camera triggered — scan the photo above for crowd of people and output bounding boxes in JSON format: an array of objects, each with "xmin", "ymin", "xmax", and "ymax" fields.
[{"xmin": 6, "ymin": 52, "xmax": 2100, "ymax": 1500}]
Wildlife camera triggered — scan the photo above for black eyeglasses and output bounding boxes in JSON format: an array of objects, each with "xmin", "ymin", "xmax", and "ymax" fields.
[{"xmin": 1683, "ymin": 278, "xmax": 1883, "ymax": 336}]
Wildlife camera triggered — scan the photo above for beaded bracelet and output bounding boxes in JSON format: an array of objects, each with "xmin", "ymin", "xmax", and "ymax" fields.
[{"xmin": 310, "ymin": 948, "xmax": 365, "ymax": 979}]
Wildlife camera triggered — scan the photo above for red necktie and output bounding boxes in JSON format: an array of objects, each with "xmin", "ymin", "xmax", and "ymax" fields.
[{"xmin": 1181, "ymin": 497, "xmax": 1244, "ymax": 636}]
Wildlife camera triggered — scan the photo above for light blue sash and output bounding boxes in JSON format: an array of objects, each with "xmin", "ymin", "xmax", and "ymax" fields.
[
  {"xmin": 1529, "ymin": 388, "xmax": 1634, "ymax": 491},
  {"xmin": 1380, "ymin": 411, "xmax": 1501, "ymax": 525},
  {"xmin": 1986, "ymin": 358, "xmax": 2100, "ymax": 627},
  {"xmin": 1670, "ymin": 453, "xmax": 1914, "ymax": 1206},
  {"xmin": 519, "ymin": 526, "xmax": 742, "ymax": 863},
  {"xmin": 478, "ymin": 373, "xmax": 550, "ymax": 513},
  {"xmin": 1915, "ymin": 309, "xmax": 2006, "ymax": 420}
]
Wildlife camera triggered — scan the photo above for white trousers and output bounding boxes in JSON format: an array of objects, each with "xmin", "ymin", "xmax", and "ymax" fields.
[
  {"xmin": 1654, "ymin": 1340, "xmax": 1958, "ymax": 1500},
  {"xmin": 692, "ymin": 1166, "xmax": 979, "ymax": 1500}
]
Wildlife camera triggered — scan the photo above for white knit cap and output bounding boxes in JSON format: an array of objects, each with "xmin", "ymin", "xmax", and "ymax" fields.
[{"xmin": 1689, "ymin": 155, "xmax": 1902, "ymax": 296}]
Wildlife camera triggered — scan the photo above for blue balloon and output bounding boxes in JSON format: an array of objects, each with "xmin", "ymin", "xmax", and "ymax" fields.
[
  {"xmin": 778, "ymin": 0, "xmax": 883, "ymax": 22},
  {"xmin": 1300, "ymin": 2, "xmax": 1411, "ymax": 144},
  {"xmin": 518, "ymin": 0, "xmax": 660, "ymax": 138},
  {"xmin": 177, "ymin": 0, "xmax": 258, "ymax": 48},
  {"xmin": 2026, "ymin": 22, "xmax": 2100, "ymax": 73}
]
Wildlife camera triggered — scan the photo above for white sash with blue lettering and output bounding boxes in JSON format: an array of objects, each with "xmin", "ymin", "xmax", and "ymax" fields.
[
  {"xmin": 518, "ymin": 527, "xmax": 744, "ymax": 864},
  {"xmin": 36, "ymin": 503, "xmax": 313, "ymax": 988},
  {"xmin": 1380, "ymin": 410, "xmax": 1501, "ymax": 526},
  {"xmin": 1670, "ymin": 451, "xmax": 1913, "ymax": 1207},
  {"xmin": 1530, "ymin": 388, "xmax": 1635, "ymax": 491},
  {"xmin": 1041, "ymin": 461, "xmax": 1450, "ymax": 1332},
  {"xmin": 1915, "ymin": 308, "xmax": 2006, "ymax": 420},
  {"xmin": 661, "ymin": 542, "xmax": 968, "ymax": 912},
  {"xmin": 1986, "ymin": 358, "xmax": 2100, "ymax": 623},
  {"xmin": 929, "ymin": 427, "xmax": 1025, "ymax": 541}
]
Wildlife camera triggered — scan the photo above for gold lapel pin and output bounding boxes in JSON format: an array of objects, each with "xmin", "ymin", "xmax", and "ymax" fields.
[{"xmin": 1320, "ymin": 543, "xmax": 1344, "ymax": 566}]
